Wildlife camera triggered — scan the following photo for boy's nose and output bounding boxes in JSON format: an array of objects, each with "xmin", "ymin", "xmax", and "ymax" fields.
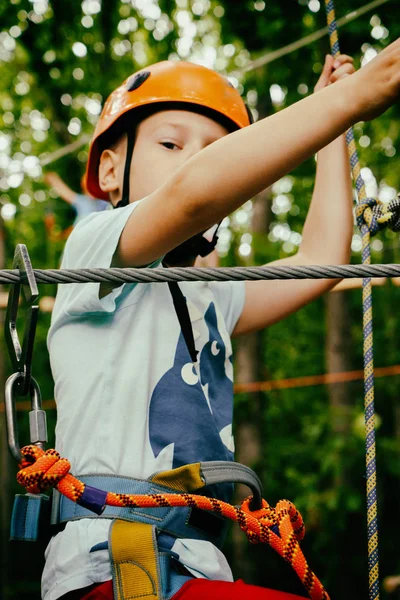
[{"xmin": 185, "ymin": 143, "xmax": 206, "ymax": 161}]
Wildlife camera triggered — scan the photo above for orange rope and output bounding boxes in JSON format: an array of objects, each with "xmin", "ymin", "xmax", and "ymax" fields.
[
  {"xmin": 17, "ymin": 445, "xmax": 330, "ymax": 600},
  {"xmin": 3, "ymin": 363, "xmax": 400, "ymax": 415},
  {"xmin": 235, "ymin": 363, "xmax": 400, "ymax": 393}
]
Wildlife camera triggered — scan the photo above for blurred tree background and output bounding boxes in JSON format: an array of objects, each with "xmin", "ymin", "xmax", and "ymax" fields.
[{"xmin": 0, "ymin": 0, "xmax": 400, "ymax": 598}]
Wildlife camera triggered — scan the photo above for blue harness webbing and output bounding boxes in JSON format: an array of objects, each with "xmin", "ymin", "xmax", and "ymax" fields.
[{"xmin": 50, "ymin": 474, "xmax": 228, "ymax": 547}]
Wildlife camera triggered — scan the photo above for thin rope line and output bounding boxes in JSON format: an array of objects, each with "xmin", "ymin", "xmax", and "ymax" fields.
[
  {"xmin": 3, "ymin": 363, "xmax": 400, "ymax": 413},
  {"xmin": 39, "ymin": 135, "xmax": 91, "ymax": 167},
  {"xmin": 232, "ymin": 0, "xmax": 391, "ymax": 76},
  {"xmin": 235, "ymin": 363, "xmax": 400, "ymax": 393}
]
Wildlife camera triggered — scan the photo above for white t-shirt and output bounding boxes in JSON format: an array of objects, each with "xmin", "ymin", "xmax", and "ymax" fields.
[{"xmin": 43, "ymin": 201, "xmax": 246, "ymax": 600}]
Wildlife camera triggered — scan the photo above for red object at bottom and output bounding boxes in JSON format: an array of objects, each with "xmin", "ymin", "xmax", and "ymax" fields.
[
  {"xmin": 62, "ymin": 579, "xmax": 307, "ymax": 599},
  {"xmin": 173, "ymin": 579, "xmax": 307, "ymax": 599}
]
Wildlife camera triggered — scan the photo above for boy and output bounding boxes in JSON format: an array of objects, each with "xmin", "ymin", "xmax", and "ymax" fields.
[{"xmin": 45, "ymin": 42, "xmax": 400, "ymax": 600}]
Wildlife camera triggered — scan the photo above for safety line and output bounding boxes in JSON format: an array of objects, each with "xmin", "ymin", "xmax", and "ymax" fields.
[
  {"xmin": 325, "ymin": 0, "xmax": 380, "ymax": 597},
  {"xmin": 1, "ymin": 263, "xmax": 400, "ymax": 284}
]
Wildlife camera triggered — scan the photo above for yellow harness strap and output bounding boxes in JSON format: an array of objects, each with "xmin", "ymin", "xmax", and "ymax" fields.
[
  {"xmin": 109, "ymin": 520, "xmax": 161, "ymax": 600},
  {"xmin": 150, "ymin": 463, "xmax": 204, "ymax": 492}
]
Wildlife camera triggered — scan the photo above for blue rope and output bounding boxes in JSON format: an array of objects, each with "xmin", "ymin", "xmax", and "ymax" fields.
[{"xmin": 324, "ymin": 1, "xmax": 380, "ymax": 597}]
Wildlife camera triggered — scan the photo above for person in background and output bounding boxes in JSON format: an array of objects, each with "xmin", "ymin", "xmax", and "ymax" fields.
[
  {"xmin": 44, "ymin": 170, "xmax": 218, "ymax": 267},
  {"xmin": 44, "ymin": 171, "xmax": 110, "ymax": 226}
]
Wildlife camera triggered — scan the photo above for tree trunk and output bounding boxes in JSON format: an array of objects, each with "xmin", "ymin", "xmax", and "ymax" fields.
[
  {"xmin": 325, "ymin": 290, "xmax": 353, "ymax": 435},
  {"xmin": 325, "ymin": 289, "xmax": 355, "ymax": 599}
]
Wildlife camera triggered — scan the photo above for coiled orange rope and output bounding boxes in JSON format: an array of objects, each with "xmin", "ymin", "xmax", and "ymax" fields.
[{"xmin": 17, "ymin": 445, "xmax": 330, "ymax": 600}]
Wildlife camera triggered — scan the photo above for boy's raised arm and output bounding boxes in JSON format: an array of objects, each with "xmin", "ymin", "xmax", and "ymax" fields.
[
  {"xmin": 233, "ymin": 55, "xmax": 355, "ymax": 336},
  {"xmin": 115, "ymin": 39, "xmax": 400, "ymax": 268}
]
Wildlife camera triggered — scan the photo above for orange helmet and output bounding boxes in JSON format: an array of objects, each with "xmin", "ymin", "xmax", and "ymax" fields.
[{"xmin": 86, "ymin": 60, "xmax": 252, "ymax": 200}]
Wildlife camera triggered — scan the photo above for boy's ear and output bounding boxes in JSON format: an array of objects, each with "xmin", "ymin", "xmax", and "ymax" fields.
[{"xmin": 98, "ymin": 149, "xmax": 121, "ymax": 197}]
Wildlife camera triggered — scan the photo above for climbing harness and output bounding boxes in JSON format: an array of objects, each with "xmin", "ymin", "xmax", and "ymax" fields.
[{"xmin": 17, "ymin": 445, "xmax": 326, "ymax": 600}]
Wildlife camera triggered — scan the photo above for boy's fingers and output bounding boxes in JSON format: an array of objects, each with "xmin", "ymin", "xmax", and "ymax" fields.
[
  {"xmin": 314, "ymin": 53, "xmax": 354, "ymax": 91},
  {"xmin": 333, "ymin": 54, "xmax": 354, "ymax": 69},
  {"xmin": 330, "ymin": 63, "xmax": 356, "ymax": 82},
  {"xmin": 315, "ymin": 55, "xmax": 334, "ymax": 89},
  {"xmin": 321, "ymin": 54, "xmax": 334, "ymax": 75}
]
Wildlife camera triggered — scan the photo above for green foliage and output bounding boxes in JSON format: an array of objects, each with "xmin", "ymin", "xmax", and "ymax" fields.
[{"xmin": 1, "ymin": 1, "xmax": 400, "ymax": 599}]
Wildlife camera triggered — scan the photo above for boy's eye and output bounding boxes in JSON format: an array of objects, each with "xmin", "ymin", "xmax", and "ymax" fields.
[{"xmin": 160, "ymin": 141, "xmax": 179, "ymax": 150}]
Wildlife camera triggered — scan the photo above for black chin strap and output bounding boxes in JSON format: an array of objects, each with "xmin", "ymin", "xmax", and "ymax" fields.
[
  {"xmin": 115, "ymin": 129, "xmax": 135, "ymax": 209},
  {"xmin": 197, "ymin": 224, "xmax": 220, "ymax": 257}
]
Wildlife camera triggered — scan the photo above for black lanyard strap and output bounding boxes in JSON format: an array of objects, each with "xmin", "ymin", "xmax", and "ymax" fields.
[{"xmin": 167, "ymin": 281, "xmax": 198, "ymax": 363}]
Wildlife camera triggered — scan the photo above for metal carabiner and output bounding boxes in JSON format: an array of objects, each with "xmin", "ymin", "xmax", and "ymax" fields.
[
  {"xmin": 4, "ymin": 244, "xmax": 39, "ymax": 396},
  {"xmin": 4, "ymin": 372, "xmax": 47, "ymax": 463}
]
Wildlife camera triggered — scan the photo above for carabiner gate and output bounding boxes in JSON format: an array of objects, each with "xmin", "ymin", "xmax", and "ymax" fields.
[
  {"xmin": 5, "ymin": 372, "xmax": 47, "ymax": 463},
  {"xmin": 4, "ymin": 244, "xmax": 39, "ymax": 396},
  {"xmin": 3, "ymin": 244, "xmax": 46, "ymax": 462}
]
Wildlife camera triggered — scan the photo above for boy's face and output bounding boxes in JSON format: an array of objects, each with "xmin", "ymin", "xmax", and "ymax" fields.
[{"xmin": 106, "ymin": 108, "xmax": 230, "ymax": 203}]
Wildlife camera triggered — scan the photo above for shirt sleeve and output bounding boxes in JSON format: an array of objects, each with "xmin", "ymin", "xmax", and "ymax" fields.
[
  {"xmin": 53, "ymin": 201, "xmax": 160, "ymax": 317},
  {"xmin": 209, "ymin": 280, "xmax": 246, "ymax": 335}
]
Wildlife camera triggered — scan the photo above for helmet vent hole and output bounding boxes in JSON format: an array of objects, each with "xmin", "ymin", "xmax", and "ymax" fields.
[{"xmin": 126, "ymin": 71, "xmax": 151, "ymax": 91}]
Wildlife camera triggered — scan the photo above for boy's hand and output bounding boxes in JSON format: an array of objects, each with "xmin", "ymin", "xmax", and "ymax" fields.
[
  {"xmin": 44, "ymin": 172, "xmax": 61, "ymax": 186},
  {"xmin": 351, "ymin": 38, "xmax": 400, "ymax": 121},
  {"xmin": 314, "ymin": 54, "xmax": 355, "ymax": 92},
  {"xmin": 313, "ymin": 40, "xmax": 400, "ymax": 122}
]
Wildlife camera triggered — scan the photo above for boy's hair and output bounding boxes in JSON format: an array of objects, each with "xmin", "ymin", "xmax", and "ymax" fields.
[{"xmin": 85, "ymin": 61, "xmax": 252, "ymax": 201}]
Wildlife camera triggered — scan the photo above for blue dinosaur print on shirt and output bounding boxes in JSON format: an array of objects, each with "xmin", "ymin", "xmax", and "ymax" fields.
[
  {"xmin": 148, "ymin": 302, "xmax": 234, "ymax": 500},
  {"xmin": 199, "ymin": 302, "xmax": 233, "ymax": 454}
]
